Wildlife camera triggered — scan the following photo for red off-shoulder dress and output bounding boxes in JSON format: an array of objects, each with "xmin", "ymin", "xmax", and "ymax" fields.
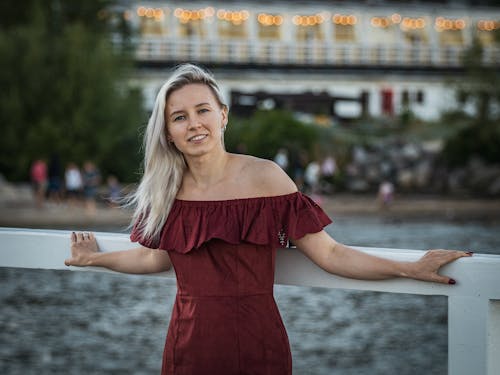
[{"xmin": 130, "ymin": 192, "xmax": 332, "ymax": 375}]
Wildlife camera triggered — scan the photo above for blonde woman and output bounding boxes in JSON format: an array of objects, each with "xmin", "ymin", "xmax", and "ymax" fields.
[{"xmin": 65, "ymin": 64, "xmax": 471, "ymax": 375}]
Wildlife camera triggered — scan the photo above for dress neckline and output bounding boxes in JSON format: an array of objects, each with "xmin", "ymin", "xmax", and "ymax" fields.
[{"xmin": 174, "ymin": 191, "xmax": 299, "ymax": 206}]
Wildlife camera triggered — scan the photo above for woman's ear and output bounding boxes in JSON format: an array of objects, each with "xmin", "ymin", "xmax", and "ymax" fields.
[{"xmin": 221, "ymin": 106, "xmax": 229, "ymax": 127}]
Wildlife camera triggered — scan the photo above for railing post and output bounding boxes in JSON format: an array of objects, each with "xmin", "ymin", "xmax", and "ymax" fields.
[
  {"xmin": 448, "ymin": 296, "xmax": 488, "ymax": 375},
  {"xmin": 488, "ymin": 300, "xmax": 500, "ymax": 375}
]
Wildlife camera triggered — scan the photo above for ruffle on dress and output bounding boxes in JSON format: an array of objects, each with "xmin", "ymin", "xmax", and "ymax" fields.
[{"xmin": 130, "ymin": 192, "xmax": 332, "ymax": 253}]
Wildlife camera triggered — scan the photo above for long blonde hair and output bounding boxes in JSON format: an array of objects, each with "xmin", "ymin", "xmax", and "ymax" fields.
[{"xmin": 128, "ymin": 63, "xmax": 228, "ymax": 243}]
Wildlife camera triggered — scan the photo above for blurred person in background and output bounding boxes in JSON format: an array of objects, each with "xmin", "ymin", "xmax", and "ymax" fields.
[
  {"xmin": 320, "ymin": 155, "xmax": 338, "ymax": 194},
  {"xmin": 47, "ymin": 154, "xmax": 63, "ymax": 204},
  {"xmin": 82, "ymin": 161, "xmax": 101, "ymax": 215},
  {"xmin": 106, "ymin": 174, "xmax": 122, "ymax": 208},
  {"xmin": 65, "ymin": 64, "xmax": 472, "ymax": 375},
  {"xmin": 290, "ymin": 148, "xmax": 308, "ymax": 191},
  {"xmin": 304, "ymin": 159, "xmax": 321, "ymax": 194},
  {"xmin": 378, "ymin": 180, "xmax": 395, "ymax": 210},
  {"xmin": 30, "ymin": 158, "xmax": 47, "ymax": 209},
  {"xmin": 65, "ymin": 162, "xmax": 83, "ymax": 208},
  {"xmin": 274, "ymin": 148, "xmax": 289, "ymax": 172}
]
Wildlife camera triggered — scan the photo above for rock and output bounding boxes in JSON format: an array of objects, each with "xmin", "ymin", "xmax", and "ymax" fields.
[
  {"xmin": 415, "ymin": 160, "xmax": 433, "ymax": 189},
  {"xmin": 421, "ymin": 140, "xmax": 443, "ymax": 154},
  {"xmin": 397, "ymin": 169, "xmax": 414, "ymax": 189},
  {"xmin": 353, "ymin": 146, "xmax": 368, "ymax": 164},
  {"xmin": 365, "ymin": 164, "xmax": 381, "ymax": 183},
  {"xmin": 448, "ymin": 168, "xmax": 468, "ymax": 194},
  {"xmin": 467, "ymin": 158, "xmax": 500, "ymax": 193},
  {"xmin": 401, "ymin": 143, "xmax": 421, "ymax": 161},
  {"xmin": 488, "ymin": 175, "xmax": 500, "ymax": 196}
]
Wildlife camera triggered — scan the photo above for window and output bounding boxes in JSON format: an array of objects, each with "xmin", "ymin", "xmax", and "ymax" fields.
[
  {"xmin": 401, "ymin": 90, "xmax": 410, "ymax": 106},
  {"xmin": 296, "ymin": 24, "xmax": 324, "ymax": 41},
  {"xmin": 216, "ymin": 10, "xmax": 249, "ymax": 39},
  {"xmin": 403, "ymin": 29, "xmax": 429, "ymax": 44},
  {"xmin": 416, "ymin": 90, "xmax": 424, "ymax": 104},
  {"xmin": 178, "ymin": 19, "xmax": 207, "ymax": 38},
  {"xmin": 257, "ymin": 13, "xmax": 283, "ymax": 39},
  {"xmin": 439, "ymin": 30, "xmax": 464, "ymax": 45},
  {"xmin": 335, "ymin": 24, "xmax": 356, "ymax": 42},
  {"xmin": 218, "ymin": 20, "xmax": 248, "ymax": 39}
]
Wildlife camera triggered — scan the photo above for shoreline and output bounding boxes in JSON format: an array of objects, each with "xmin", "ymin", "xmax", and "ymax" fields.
[
  {"xmin": 1, "ymin": 193, "xmax": 499, "ymax": 230},
  {"xmin": 320, "ymin": 193, "xmax": 500, "ymax": 221}
]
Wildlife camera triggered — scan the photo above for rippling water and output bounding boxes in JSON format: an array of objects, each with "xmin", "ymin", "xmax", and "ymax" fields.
[{"xmin": 1, "ymin": 217, "xmax": 499, "ymax": 375}]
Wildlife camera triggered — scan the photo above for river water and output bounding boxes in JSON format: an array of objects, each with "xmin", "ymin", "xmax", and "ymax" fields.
[{"xmin": 1, "ymin": 216, "xmax": 499, "ymax": 375}]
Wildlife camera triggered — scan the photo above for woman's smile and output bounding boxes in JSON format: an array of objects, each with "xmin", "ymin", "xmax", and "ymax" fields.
[{"xmin": 188, "ymin": 134, "xmax": 208, "ymax": 143}]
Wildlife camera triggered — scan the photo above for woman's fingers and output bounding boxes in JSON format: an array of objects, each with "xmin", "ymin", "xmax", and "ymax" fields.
[
  {"xmin": 420, "ymin": 249, "xmax": 473, "ymax": 285},
  {"xmin": 72, "ymin": 231, "xmax": 94, "ymax": 243},
  {"xmin": 67, "ymin": 231, "xmax": 98, "ymax": 267}
]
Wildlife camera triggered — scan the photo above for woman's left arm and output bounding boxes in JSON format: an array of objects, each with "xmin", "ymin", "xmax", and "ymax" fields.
[{"xmin": 293, "ymin": 230, "xmax": 472, "ymax": 284}]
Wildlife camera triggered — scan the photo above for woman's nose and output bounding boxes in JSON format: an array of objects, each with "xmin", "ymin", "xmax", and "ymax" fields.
[{"xmin": 187, "ymin": 116, "xmax": 202, "ymax": 130}]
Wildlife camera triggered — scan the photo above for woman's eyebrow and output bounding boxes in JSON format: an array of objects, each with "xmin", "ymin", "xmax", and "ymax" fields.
[
  {"xmin": 195, "ymin": 102, "xmax": 210, "ymax": 108},
  {"xmin": 168, "ymin": 103, "xmax": 211, "ymax": 118}
]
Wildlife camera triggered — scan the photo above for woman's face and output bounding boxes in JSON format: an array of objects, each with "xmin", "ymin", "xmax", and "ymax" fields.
[{"xmin": 165, "ymin": 83, "xmax": 227, "ymax": 158}]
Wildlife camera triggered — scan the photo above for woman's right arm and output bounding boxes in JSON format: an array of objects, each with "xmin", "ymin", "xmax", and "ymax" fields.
[{"xmin": 65, "ymin": 232, "xmax": 171, "ymax": 274}]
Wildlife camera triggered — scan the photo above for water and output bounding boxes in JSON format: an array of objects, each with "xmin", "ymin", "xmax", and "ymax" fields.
[{"xmin": 1, "ymin": 217, "xmax": 499, "ymax": 375}]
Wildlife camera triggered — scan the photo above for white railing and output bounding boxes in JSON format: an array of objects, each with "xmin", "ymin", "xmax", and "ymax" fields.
[
  {"xmin": 125, "ymin": 37, "xmax": 500, "ymax": 68},
  {"xmin": 1, "ymin": 227, "xmax": 499, "ymax": 375}
]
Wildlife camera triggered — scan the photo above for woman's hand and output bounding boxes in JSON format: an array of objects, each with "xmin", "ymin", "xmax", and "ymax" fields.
[
  {"xmin": 65, "ymin": 232, "xmax": 99, "ymax": 267},
  {"xmin": 411, "ymin": 249, "xmax": 473, "ymax": 284},
  {"xmin": 294, "ymin": 230, "xmax": 473, "ymax": 284},
  {"xmin": 64, "ymin": 232, "xmax": 171, "ymax": 274}
]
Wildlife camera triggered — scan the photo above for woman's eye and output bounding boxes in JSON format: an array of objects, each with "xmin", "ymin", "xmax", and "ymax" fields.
[
  {"xmin": 173, "ymin": 115, "xmax": 185, "ymax": 122},
  {"xmin": 199, "ymin": 108, "xmax": 209, "ymax": 114}
]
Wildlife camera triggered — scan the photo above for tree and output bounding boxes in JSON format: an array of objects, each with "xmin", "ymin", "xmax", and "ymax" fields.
[
  {"xmin": 442, "ymin": 33, "xmax": 500, "ymax": 166},
  {"xmin": 225, "ymin": 110, "xmax": 319, "ymax": 162},
  {"xmin": 0, "ymin": 0, "xmax": 144, "ymax": 182}
]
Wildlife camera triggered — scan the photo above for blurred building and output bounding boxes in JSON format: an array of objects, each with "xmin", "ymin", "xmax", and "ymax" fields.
[{"xmin": 112, "ymin": 0, "xmax": 500, "ymax": 122}]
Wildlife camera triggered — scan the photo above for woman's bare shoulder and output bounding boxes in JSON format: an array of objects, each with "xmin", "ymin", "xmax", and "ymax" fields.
[{"xmin": 232, "ymin": 154, "xmax": 297, "ymax": 196}]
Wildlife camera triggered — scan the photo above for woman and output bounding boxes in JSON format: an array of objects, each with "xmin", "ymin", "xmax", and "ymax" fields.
[{"xmin": 65, "ymin": 64, "xmax": 471, "ymax": 375}]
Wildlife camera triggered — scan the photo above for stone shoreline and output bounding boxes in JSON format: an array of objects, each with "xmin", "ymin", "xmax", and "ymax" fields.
[
  {"xmin": 1, "ymin": 193, "xmax": 499, "ymax": 231},
  {"xmin": 320, "ymin": 193, "xmax": 500, "ymax": 221}
]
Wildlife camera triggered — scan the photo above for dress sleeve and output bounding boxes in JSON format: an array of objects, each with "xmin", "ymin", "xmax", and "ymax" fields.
[
  {"xmin": 274, "ymin": 192, "xmax": 332, "ymax": 247},
  {"xmin": 129, "ymin": 213, "xmax": 160, "ymax": 249}
]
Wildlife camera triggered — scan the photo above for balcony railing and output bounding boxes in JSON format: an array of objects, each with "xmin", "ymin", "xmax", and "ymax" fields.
[
  {"xmin": 1, "ymin": 227, "xmax": 499, "ymax": 375},
  {"xmin": 122, "ymin": 37, "xmax": 500, "ymax": 68}
]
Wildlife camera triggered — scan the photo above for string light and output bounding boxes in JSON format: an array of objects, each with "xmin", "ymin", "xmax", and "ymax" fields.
[
  {"xmin": 435, "ymin": 17, "xmax": 466, "ymax": 31},
  {"xmin": 391, "ymin": 13, "xmax": 402, "ymax": 24},
  {"xmin": 258, "ymin": 13, "xmax": 283, "ymax": 26},
  {"xmin": 292, "ymin": 14, "xmax": 325, "ymax": 26},
  {"xmin": 123, "ymin": 10, "xmax": 132, "ymax": 21},
  {"xmin": 332, "ymin": 14, "xmax": 357, "ymax": 25},
  {"xmin": 477, "ymin": 20, "xmax": 499, "ymax": 31},
  {"xmin": 400, "ymin": 17, "xmax": 426, "ymax": 30},
  {"xmin": 134, "ymin": 5, "xmax": 496, "ymax": 35},
  {"xmin": 136, "ymin": 6, "xmax": 167, "ymax": 21},
  {"xmin": 371, "ymin": 16, "xmax": 391, "ymax": 28},
  {"xmin": 173, "ymin": 7, "xmax": 214, "ymax": 23},
  {"xmin": 217, "ymin": 9, "xmax": 250, "ymax": 25}
]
